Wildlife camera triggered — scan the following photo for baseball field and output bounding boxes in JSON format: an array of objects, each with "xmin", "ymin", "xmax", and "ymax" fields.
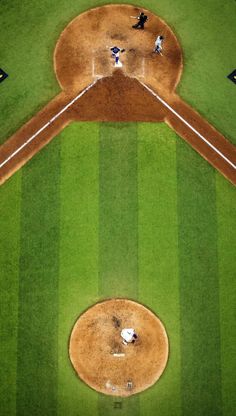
[{"xmin": 0, "ymin": 0, "xmax": 236, "ymax": 415}]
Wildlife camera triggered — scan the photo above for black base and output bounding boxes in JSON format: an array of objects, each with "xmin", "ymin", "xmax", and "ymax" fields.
[
  {"xmin": 227, "ymin": 69, "xmax": 236, "ymax": 84},
  {"xmin": 0, "ymin": 68, "xmax": 8, "ymax": 83}
]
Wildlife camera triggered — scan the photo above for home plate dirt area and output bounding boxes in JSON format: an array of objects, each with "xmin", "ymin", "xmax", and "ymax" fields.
[
  {"xmin": 69, "ymin": 299, "xmax": 169, "ymax": 397},
  {"xmin": 0, "ymin": 3, "xmax": 235, "ymax": 185}
]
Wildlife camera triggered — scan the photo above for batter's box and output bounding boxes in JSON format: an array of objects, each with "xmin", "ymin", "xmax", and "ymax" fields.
[
  {"xmin": 126, "ymin": 54, "xmax": 146, "ymax": 79},
  {"xmin": 92, "ymin": 50, "xmax": 112, "ymax": 79}
]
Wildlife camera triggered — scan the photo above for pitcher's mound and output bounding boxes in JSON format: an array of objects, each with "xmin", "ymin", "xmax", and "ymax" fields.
[{"xmin": 69, "ymin": 298, "xmax": 169, "ymax": 396}]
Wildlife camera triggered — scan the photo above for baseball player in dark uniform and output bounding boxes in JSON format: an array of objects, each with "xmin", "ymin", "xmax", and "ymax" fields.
[{"xmin": 132, "ymin": 12, "xmax": 148, "ymax": 29}]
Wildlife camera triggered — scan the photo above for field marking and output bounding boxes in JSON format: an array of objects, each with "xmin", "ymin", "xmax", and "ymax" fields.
[
  {"xmin": 1, "ymin": 77, "xmax": 235, "ymax": 173},
  {"xmin": 0, "ymin": 80, "xmax": 97, "ymax": 169},
  {"xmin": 92, "ymin": 55, "xmax": 104, "ymax": 79},
  {"xmin": 92, "ymin": 57, "xmax": 95, "ymax": 78},
  {"xmin": 141, "ymin": 57, "xmax": 145, "ymax": 78},
  {"xmin": 136, "ymin": 58, "xmax": 145, "ymax": 78},
  {"xmin": 141, "ymin": 82, "xmax": 236, "ymax": 170}
]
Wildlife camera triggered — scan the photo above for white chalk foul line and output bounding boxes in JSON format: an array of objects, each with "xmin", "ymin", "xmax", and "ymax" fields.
[
  {"xmin": 0, "ymin": 80, "xmax": 97, "ymax": 169},
  {"xmin": 141, "ymin": 82, "xmax": 236, "ymax": 170}
]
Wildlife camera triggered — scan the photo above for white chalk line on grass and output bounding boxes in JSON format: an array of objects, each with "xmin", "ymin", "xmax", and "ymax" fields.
[
  {"xmin": 141, "ymin": 82, "xmax": 236, "ymax": 170},
  {"xmin": 1, "ymin": 77, "xmax": 235, "ymax": 172},
  {"xmin": 0, "ymin": 80, "xmax": 97, "ymax": 169}
]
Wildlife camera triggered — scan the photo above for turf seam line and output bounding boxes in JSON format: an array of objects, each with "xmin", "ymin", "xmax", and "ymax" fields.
[
  {"xmin": 0, "ymin": 80, "xmax": 97, "ymax": 169},
  {"xmin": 140, "ymin": 82, "xmax": 236, "ymax": 170}
]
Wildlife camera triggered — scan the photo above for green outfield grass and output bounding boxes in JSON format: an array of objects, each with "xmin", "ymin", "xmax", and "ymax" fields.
[
  {"xmin": 0, "ymin": 1, "xmax": 236, "ymax": 416},
  {"xmin": 1, "ymin": 122, "xmax": 235, "ymax": 416}
]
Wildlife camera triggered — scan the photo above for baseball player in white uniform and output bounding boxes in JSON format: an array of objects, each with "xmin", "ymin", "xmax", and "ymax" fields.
[
  {"xmin": 121, "ymin": 328, "xmax": 138, "ymax": 345},
  {"xmin": 154, "ymin": 35, "xmax": 164, "ymax": 54}
]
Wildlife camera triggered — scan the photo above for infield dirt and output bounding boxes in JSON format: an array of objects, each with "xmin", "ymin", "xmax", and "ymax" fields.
[
  {"xmin": 0, "ymin": 4, "xmax": 235, "ymax": 185},
  {"xmin": 69, "ymin": 299, "xmax": 169, "ymax": 397}
]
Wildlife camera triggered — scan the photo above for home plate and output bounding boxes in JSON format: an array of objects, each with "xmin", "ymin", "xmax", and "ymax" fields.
[{"xmin": 115, "ymin": 61, "xmax": 123, "ymax": 68}]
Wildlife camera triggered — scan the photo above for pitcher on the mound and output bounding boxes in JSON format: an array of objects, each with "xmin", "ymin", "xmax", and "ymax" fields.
[{"xmin": 121, "ymin": 328, "xmax": 138, "ymax": 345}]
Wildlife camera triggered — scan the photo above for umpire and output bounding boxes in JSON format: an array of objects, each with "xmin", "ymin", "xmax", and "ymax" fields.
[{"xmin": 132, "ymin": 12, "xmax": 148, "ymax": 30}]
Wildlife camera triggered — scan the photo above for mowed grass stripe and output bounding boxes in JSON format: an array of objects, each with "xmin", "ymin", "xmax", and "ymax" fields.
[
  {"xmin": 58, "ymin": 122, "xmax": 99, "ymax": 416},
  {"xmin": 98, "ymin": 123, "xmax": 139, "ymax": 298},
  {"xmin": 16, "ymin": 140, "xmax": 60, "ymax": 416},
  {"xmin": 177, "ymin": 141, "xmax": 222, "ymax": 416},
  {"xmin": 98, "ymin": 123, "xmax": 139, "ymax": 414},
  {"xmin": 0, "ymin": 173, "xmax": 21, "ymax": 416},
  {"xmin": 216, "ymin": 175, "xmax": 236, "ymax": 416},
  {"xmin": 138, "ymin": 124, "xmax": 181, "ymax": 416}
]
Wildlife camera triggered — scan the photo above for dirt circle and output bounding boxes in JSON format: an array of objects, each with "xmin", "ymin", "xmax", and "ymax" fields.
[
  {"xmin": 54, "ymin": 4, "xmax": 183, "ymax": 94},
  {"xmin": 69, "ymin": 299, "xmax": 169, "ymax": 397}
]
